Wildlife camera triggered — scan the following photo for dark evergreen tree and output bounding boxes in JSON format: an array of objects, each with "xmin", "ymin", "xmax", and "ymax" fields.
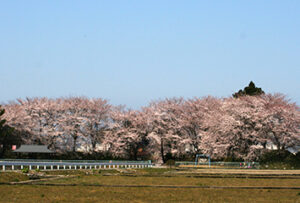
[
  {"xmin": 233, "ymin": 81, "xmax": 265, "ymax": 98},
  {"xmin": 0, "ymin": 106, "xmax": 17, "ymax": 157},
  {"xmin": 0, "ymin": 106, "xmax": 7, "ymax": 137}
]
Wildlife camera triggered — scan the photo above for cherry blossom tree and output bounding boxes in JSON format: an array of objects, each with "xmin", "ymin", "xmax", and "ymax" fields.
[
  {"xmin": 200, "ymin": 96, "xmax": 263, "ymax": 160},
  {"xmin": 4, "ymin": 98, "xmax": 58, "ymax": 146},
  {"xmin": 3, "ymin": 97, "xmax": 111, "ymax": 153},
  {"xmin": 143, "ymin": 98, "xmax": 186, "ymax": 162},
  {"xmin": 53, "ymin": 97, "xmax": 111, "ymax": 153},
  {"xmin": 200, "ymin": 94, "xmax": 300, "ymax": 161},
  {"xmin": 106, "ymin": 107, "xmax": 151, "ymax": 159},
  {"xmin": 259, "ymin": 94, "xmax": 300, "ymax": 151},
  {"xmin": 179, "ymin": 96, "xmax": 222, "ymax": 155},
  {"xmin": 2, "ymin": 94, "xmax": 299, "ymax": 162}
]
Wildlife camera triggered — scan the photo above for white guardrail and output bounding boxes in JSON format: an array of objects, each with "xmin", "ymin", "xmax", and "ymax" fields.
[{"xmin": 0, "ymin": 160, "xmax": 153, "ymax": 171}]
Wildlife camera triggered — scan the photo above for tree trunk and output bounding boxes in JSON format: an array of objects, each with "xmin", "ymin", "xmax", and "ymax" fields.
[
  {"xmin": 134, "ymin": 147, "xmax": 138, "ymax": 160},
  {"xmin": 92, "ymin": 140, "xmax": 96, "ymax": 152},
  {"xmin": 273, "ymin": 133, "xmax": 281, "ymax": 151},
  {"xmin": 277, "ymin": 143, "xmax": 281, "ymax": 151},
  {"xmin": 262, "ymin": 142, "xmax": 266, "ymax": 149},
  {"xmin": 72, "ymin": 135, "xmax": 78, "ymax": 152},
  {"xmin": 160, "ymin": 138, "xmax": 165, "ymax": 163}
]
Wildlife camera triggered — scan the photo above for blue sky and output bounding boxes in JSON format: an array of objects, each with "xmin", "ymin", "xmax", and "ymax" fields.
[{"xmin": 0, "ymin": 1, "xmax": 299, "ymax": 108}]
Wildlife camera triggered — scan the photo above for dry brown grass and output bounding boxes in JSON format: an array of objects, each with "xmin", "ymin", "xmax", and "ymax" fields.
[
  {"xmin": 0, "ymin": 168, "xmax": 300, "ymax": 202},
  {"xmin": 177, "ymin": 168, "xmax": 300, "ymax": 175},
  {"xmin": 44, "ymin": 174, "xmax": 300, "ymax": 187},
  {"xmin": 0, "ymin": 172, "xmax": 29, "ymax": 183},
  {"xmin": 0, "ymin": 185, "xmax": 299, "ymax": 203}
]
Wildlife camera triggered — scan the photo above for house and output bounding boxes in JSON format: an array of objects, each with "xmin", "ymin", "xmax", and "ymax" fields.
[{"xmin": 13, "ymin": 145, "xmax": 55, "ymax": 159}]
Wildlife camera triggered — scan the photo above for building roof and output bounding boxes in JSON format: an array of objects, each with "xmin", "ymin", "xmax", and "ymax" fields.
[
  {"xmin": 13, "ymin": 145, "xmax": 55, "ymax": 153},
  {"xmin": 287, "ymin": 146, "xmax": 300, "ymax": 154}
]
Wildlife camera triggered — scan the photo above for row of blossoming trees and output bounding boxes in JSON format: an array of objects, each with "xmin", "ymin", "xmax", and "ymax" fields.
[{"xmin": 2, "ymin": 94, "xmax": 300, "ymax": 162}]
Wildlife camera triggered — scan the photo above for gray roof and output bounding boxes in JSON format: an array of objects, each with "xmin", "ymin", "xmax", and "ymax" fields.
[
  {"xmin": 287, "ymin": 146, "xmax": 300, "ymax": 154},
  {"xmin": 13, "ymin": 145, "xmax": 55, "ymax": 153}
]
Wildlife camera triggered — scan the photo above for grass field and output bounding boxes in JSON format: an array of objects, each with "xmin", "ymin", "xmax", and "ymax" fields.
[{"xmin": 1, "ymin": 168, "xmax": 300, "ymax": 202}]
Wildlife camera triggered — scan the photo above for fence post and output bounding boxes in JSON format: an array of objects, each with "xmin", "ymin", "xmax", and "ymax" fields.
[
  {"xmin": 29, "ymin": 165, "xmax": 32, "ymax": 170},
  {"xmin": 44, "ymin": 165, "xmax": 46, "ymax": 170},
  {"xmin": 2, "ymin": 165, "xmax": 5, "ymax": 171},
  {"xmin": 12, "ymin": 165, "xmax": 14, "ymax": 170}
]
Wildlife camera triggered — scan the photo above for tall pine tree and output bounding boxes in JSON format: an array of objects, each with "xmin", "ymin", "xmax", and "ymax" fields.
[{"xmin": 233, "ymin": 81, "xmax": 265, "ymax": 98}]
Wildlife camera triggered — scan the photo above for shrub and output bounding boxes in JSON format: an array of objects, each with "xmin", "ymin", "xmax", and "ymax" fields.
[
  {"xmin": 259, "ymin": 150, "xmax": 300, "ymax": 169},
  {"xmin": 22, "ymin": 167, "xmax": 29, "ymax": 173}
]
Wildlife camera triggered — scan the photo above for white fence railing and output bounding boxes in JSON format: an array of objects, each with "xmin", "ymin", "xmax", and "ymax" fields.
[
  {"xmin": 176, "ymin": 161, "xmax": 259, "ymax": 169},
  {"xmin": 0, "ymin": 160, "xmax": 153, "ymax": 171}
]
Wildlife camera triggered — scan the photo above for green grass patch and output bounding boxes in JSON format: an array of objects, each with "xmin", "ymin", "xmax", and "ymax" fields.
[{"xmin": 21, "ymin": 167, "xmax": 29, "ymax": 174}]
